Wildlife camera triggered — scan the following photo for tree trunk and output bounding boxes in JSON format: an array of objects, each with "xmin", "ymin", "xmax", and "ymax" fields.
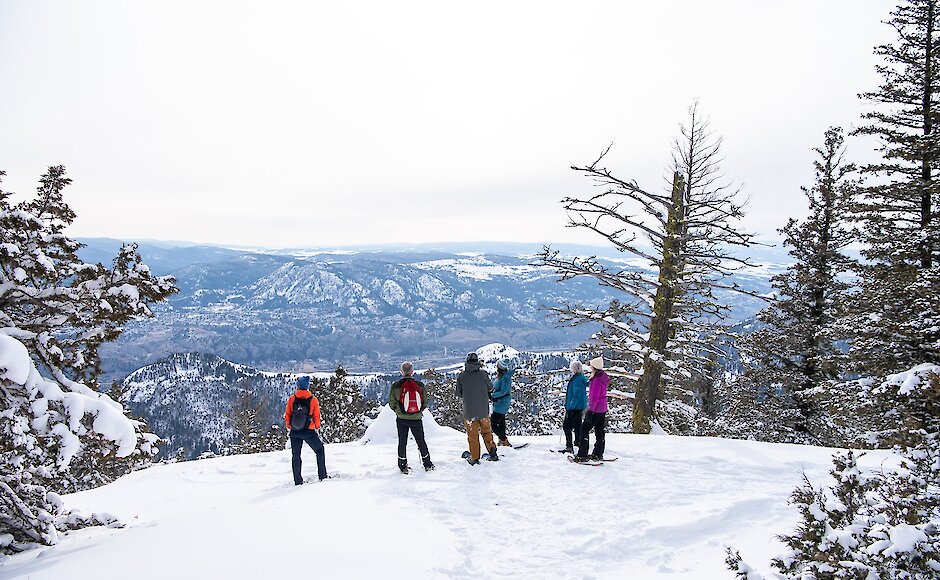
[
  {"xmin": 922, "ymin": 0, "xmax": 935, "ymax": 269},
  {"xmin": 633, "ymin": 172, "xmax": 684, "ymax": 433}
]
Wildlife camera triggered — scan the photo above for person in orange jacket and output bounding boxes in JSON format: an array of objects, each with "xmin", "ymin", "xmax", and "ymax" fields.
[{"xmin": 285, "ymin": 375, "xmax": 328, "ymax": 484}]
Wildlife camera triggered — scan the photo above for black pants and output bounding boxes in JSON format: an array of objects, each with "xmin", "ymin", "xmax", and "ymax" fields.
[
  {"xmin": 397, "ymin": 418, "xmax": 432, "ymax": 467},
  {"xmin": 577, "ymin": 411, "xmax": 606, "ymax": 458},
  {"xmin": 563, "ymin": 409, "xmax": 583, "ymax": 449},
  {"xmin": 290, "ymin": 429, "xmax": 327, "ymax": 484},
  {"xmin": 490, "ymin": 412, "xmax": 507, "ymax": 441}
]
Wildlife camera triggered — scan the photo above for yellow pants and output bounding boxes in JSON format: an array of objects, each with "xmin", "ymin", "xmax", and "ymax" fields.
[{"xmin": 464, "ymin": 417, "xmax": 497, "ymax": 461}]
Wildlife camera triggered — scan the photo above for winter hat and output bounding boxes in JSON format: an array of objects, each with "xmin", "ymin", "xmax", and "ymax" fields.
[
  {"xmin": 297, "ymin": 375, "xmax": 311, "ymax": 390},
  {"xmin": 570, "ymin": 360, "xmax": 582, "ymax": 374},
  {"xmin": 401, "ymin": 361, "xmax": 414, "ymax": 376},
  {"xmin": 589, "ymin": 356, "xmax": 604, "ymax": 371},
  {"xmin": 466, "ymin": 352, "xmax": 479, "ymax": 363},
  {"xmin": 497, "ymin": 358, "xmax": 510, "ymax": 371}
]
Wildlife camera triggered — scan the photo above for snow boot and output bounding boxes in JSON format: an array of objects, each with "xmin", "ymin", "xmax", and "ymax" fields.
[
  {"xmin": 558, "ymin": 447, "xmax": 574, "ymax": 454},
  {"xmin": 424, "ymin": 462, "xmax": 435, "ymax": 471},
  {"xmin": 467, "ymin": 457, "xmax": 480, "ymax": 466},
  {"xmin": 498, "ymin": 438, "xmax": 511, "ymax": 447},
  {"xmin": 488, "ymin": 448, "xmax": 499, "ymax": 461},
  {"xmin": 398, "ymin": 457, "xmax": 411, "ymax": 474},
  {"xmin": 590, "ymin": 453, "xmax": 604, "ymax": 461}
]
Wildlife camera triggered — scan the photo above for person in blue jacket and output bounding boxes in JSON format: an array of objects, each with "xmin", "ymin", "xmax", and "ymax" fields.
[
  {"xmin": 561, "ymin": 360, "xmax": 588, "ymax": 453},
  {"xmin": 491, "ymin": 357, "xmax": 514, "ymax": 447}
]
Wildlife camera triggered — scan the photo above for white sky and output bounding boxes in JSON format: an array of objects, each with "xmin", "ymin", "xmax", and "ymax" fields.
[{"xmin": 0, "ymin": 1, "xmax": 894, "ymax": 249}]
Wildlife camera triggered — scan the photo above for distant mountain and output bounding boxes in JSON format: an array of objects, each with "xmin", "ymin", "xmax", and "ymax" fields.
[{"xmin": 79, "ymin": 239, "xmax": 787, "ymax": 383}]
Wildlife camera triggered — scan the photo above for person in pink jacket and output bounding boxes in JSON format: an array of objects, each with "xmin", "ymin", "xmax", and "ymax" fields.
[{"xmin": 574, "ymin": 356, "xmax": 609, "ymax": 462}]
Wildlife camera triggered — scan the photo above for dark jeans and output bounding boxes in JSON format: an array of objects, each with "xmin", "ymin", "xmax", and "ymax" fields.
[
  {"xmin": 563, "ymin": 409, "xmax": 583, "ymax": 449},
  {"xmin": 577, "ymin": 411, "xmax": 606, "ymax": 458},
  {"xmin": 290, "ymin": 428, "xmax": 327, "ymax": 484},
  {"xmin": 396, "ymin": 418, "xmax": 432, "ymax": 467},
  {"xmin": 490, "ymin": 412, "xmax": 507, "ymax": 441}
]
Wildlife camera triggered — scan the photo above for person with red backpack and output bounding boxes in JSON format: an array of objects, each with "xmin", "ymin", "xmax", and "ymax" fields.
[
  {"xmin": 388, "ymin": 361, "xmax": 434, "ymax": 474},
  {"xmin": 284, "ymin": 376, "xmax": 328, "ymax": 484}
]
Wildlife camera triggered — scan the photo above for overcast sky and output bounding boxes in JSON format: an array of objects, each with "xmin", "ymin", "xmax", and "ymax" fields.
[{"xmin": 1, "ymin": 1, "xmax": 894, "ymax": 249}]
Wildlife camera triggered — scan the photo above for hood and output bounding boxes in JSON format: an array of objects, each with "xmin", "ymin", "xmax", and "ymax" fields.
[
  {"xmin": 294, "ymin": 389, "xmax": 313, "ymax": 399},
  {"xmin": 464, "ymin": 361, "xmax": 483, "ymax": 372}
]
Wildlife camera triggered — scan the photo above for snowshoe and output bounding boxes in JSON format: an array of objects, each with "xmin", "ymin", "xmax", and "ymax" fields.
[
  {"xmin": 512, "ymin": 443, "xmax": 530, "ymax": 450},
  {"xmin": 567, "ymin": 455, "xmax": 603, "ymax": 467}
]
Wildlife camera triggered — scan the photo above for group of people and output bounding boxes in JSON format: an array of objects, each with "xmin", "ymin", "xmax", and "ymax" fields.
[{"xmin": 282, "ymin": 352, "xmax": 611, "ymax": 484}]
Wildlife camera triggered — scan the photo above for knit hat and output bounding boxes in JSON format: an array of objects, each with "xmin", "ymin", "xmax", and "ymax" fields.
[
  {"xmin": 297, "ymin": 376, "xmax": 311, "ymax": 390},
  {"xmin": 589, "ymin": 356, "xmax": 604, "ymax": 371},
  {"xmin": 401, "ymin": 361, "xmax": 414, "ymax": 376},
  {"xmin": 497, "ymin": 358, "xmax": 510, "ymax": 370},
  {"xmin": 570, "ymin": 360, "xmax": 582, "ymax": 374},
  {"xmin": 466, "ymin": 352, "xmax": 479, "ymax": 363}
]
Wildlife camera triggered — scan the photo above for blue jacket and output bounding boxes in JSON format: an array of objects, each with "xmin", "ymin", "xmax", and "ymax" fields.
[
  {"xmin": 565, "ymin": 373, "xmax": 588, "ymax": 411},
  {"xmin": 491, "ymin": 368, "xmax": 513, "ymax": 414}
]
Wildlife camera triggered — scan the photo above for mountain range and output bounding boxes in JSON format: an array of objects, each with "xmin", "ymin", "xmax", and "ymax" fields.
[{"xmin": 80, "ymin": 238, "xmax": 787, "ymax": 384}]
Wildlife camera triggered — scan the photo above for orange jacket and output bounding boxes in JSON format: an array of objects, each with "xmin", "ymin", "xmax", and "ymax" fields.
[{"xmin": 284, "ymin": 389, "xmax": 321, "ymax": 430}]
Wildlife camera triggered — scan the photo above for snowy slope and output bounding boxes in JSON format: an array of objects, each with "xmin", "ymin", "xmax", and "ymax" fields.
[{"xmin": 0, "ymin": 412, "xmax": 892, "ymax": 579}]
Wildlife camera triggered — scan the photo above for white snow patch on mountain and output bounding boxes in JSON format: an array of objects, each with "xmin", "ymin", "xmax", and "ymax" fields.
[
  {"xmin": 411, "ymin": 256, "xmax": 545, "ymax": 281},
  {"xmin": 380, "ymin": 279, "xmax": 406, "ymax": 305}
]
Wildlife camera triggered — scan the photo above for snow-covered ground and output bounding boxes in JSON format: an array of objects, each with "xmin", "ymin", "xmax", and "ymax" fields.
[{"xmin": 2, "ymin": 409, "xmax": 892, "ymax": 579}]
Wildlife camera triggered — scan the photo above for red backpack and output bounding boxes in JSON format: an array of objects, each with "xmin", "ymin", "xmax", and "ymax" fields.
[{"xmin": 399, "ymin": 379, "xmax": 423, "ymax": 414}]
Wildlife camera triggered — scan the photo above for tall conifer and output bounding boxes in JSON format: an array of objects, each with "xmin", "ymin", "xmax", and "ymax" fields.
[
  {"xmin": 853, "ymin": 0, "xmax": 940, "ymax": 373},
  {"xmin": 745, "ymin": 127, "xmax": 858, "ymax": 438}
]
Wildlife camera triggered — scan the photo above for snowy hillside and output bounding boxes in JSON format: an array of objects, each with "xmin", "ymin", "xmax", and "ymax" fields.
[
  {"xmin": 0, "ymin": 414, "xmax": 892, "ymax": 579},
  {"xmin": 120, "ymin": 345, "xmax": 573, "ymax": 459}
]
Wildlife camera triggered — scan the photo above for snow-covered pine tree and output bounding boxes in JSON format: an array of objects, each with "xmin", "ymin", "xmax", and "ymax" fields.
[
  {"xmin": 744, "ymin": 127, "xmax": 858, "ymax": 442},
  {"xmin": 727, "ymin": 365, "xmax": 940, "ymax": 579},
  {"xmin": 423, "ymin": 367, "xmax": 463, "ymax": 431},
  {"xmin": 505, "ymin": 359, "xmax": 561, "ymax": 436},
  {"xmin": 313, "ymin": 365, "xmax": 365, "ymax": 443},
  {"xmin": 0, "ymin": 166, "xmax": 177, "ymax": 553},
  {"xmin": 535, "ymin": 103, "xmax": 756, "ymax": 433},
  {"xmin": 852, "ymin": 0, "xmax": 940, "ymax": 376}
]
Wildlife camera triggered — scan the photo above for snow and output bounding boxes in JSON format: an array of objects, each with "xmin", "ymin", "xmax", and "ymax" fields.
[
  {"xmin": 0, "ymin": 332, "xmax": 31, "ymax": 385},
  {"xmin": 0, "ymin": 430, "xmax": 892, "ymax": 579},
  {"xmin": 879, "ymin": 363, "xmax": 940, "ymax": 396},
  {"xmin": 411, "ymin": 256, "xmax": 545, "ymax": 281},
  {"xmin": 873, "ymin": 523, "xmax": 929, "ymax": 557}
]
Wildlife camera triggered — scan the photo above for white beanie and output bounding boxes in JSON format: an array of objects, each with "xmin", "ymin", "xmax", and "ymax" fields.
[
  {"xmin": 569, "ymin": 360, "xmax": 582, "ymax": 374},
  {"xmin": 589, "ymin": 356, "xmax": 604, "ymax": 371}
]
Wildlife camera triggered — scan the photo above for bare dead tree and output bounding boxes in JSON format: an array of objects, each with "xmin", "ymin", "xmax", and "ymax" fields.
[{"xmin": 535, "ymin": 103, "xmax": 757, "ymax": 433}]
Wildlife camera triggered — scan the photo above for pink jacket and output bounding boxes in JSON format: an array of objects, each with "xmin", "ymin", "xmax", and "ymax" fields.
[{"xmin": 587, "ymin": 370, "xmax": 609, "ymax": 413}]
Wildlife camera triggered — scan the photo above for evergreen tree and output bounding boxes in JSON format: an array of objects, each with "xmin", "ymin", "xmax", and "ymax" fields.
[
  {"xmin": 423, "ymin": 368, "xmax": 463, "ymax": 431},
  {"xmin": 745, "ymin": 127, "xmax": 858, "ymax": 440},
  {"xmin": 0, "ymin": 166, "xmax": 177, "ymax": 553},
  {"xmin": 853, "ymin": 0, "xmax": 940, "ymax": 375},
  {"xmin": 728, "ymin": 365, "xmax": 940, "ymax": 579},
  {"xmin": 314, "ymin": 365, "xmax": 365, "ymax": 443},
  {"xmin": 506, "ymin": 359, "xmax": 561, "ymax": 436},
  {"xmin": 224, "ymin": 379, "xmax": 285, "ymax": 455},
  {"xmin": 535, "ymin": 103, "xmax": 756, "ymax": 433}
]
